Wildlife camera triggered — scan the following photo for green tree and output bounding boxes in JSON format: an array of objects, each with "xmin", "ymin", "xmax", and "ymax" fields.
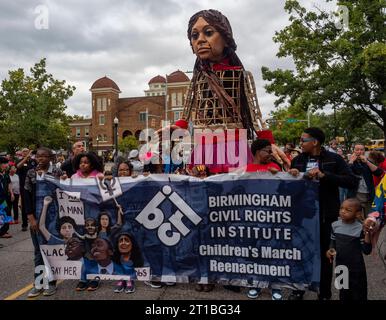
[
  {"xmin": 118, "ymin": 135, "xmax": 139, "ymax": 154},
  {"xmin": 0, "ymin": 58, "xmax": 75, "ymax": 153},
  {"xmin": 312, "ymin": 107, "xmax": 383, "ymax": 149},
  {"xmin": 268, "ymin": 103, "xmax": 309, "ymax": 145},
  {"xmin": 262, "ymin": 0, "xmax": 385, "ymax": 140},
  {"xmin": 67, "ymin": 115, "xmax": 86, "ymax": 121}
]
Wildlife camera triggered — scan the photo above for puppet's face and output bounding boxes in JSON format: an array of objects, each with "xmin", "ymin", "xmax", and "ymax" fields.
[
  {"xmin": 60, "ymin": 222, "xmax": 75, "ymax": 240},
  {"xmin": 118, "ymin": 235, "xmax": 132, "ymax": 254},
  {"xmin": 190, "ymin": 17, "xmax": 226, "ymax": 63},
  {"xmin": 91, "ymin": 238, "xmax": 112, "ymax": 262},
  {"xmin": 65, "ymin": 237, "xmax": 85, "ymax": 260},
  {"xmin": 85, "ymin": 219, "xmax": 97, "ymax": 235}
]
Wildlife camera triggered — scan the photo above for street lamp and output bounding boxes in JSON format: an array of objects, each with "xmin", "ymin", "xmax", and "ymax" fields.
[
  {"xmin": 66, "ymin": 135, "xmax": 71, "ymax": 159},
  {"xmin": 113, "ymin": 116, "xmax": 119, "ymax": 162},
  {"xmin": 96, "ymin": 136, "xmax": 99, "ymax": 154}
]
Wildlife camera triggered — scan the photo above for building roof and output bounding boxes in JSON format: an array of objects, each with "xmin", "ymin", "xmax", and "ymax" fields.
[
  {"xmin": 148, "ymin": 75, "xmax": 166, "ymax": 85},
  {"xmin": 118, "ymin": 96, "xmax": 165, "ymax": 111},
  {"xmin": 91, "ymin": 76, "xmax": 120, "ymax": 91},
  {"xmin": 69, "ymin": 119, "xmax": 92, "ymax": 126},
  {"xmin": 167, "ymin": 70, "xmax": 190, "ymax": 83}
]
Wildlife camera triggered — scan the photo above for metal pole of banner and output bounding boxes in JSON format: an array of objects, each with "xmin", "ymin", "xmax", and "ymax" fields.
[
  {"xmin": 146, "ymin": 107, "xmax": 149, "ymax": 143},
  {"xmin": 113, "ymin": 117, "xmax": 119, "ymax": 163}
]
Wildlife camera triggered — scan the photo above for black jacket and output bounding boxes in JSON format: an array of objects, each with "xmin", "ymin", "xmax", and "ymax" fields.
[
  {"xmin": 60, "ymin": 158, "xmax": 75, "ymax": 178},
  {"xmin": 291, "ymin": 149, "xmax": 358, "ymax": 222},
  {"xmin": 24, "ymin": 165, "xmax": 62, "ymax": 218}
]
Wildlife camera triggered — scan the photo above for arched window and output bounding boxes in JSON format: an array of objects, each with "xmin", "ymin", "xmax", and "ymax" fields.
[{"xmin": 122, "ymin": 130, "xmax": 133, "ymax": 138}]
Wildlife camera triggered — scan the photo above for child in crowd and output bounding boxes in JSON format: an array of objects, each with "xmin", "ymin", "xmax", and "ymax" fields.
[
  {"xmin": 24, "ymin": 147, "xmax": 62, "ymax": 298},
  {"xmin": 326, "ymin": 198, "xmax": 372, "ymax": 300},
  {"xmin": 71, "ymin": 152, "xmax": 104, "ymax": 179}
]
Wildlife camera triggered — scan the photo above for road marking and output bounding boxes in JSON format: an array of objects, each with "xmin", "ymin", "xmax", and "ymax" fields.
[
  {"xmin": 4, "ymin": 283, "xmax": 34, "ymax": 300},
  {"xmin": 4, "ymin": 280, "xmax": 63, "ymax": 300}
]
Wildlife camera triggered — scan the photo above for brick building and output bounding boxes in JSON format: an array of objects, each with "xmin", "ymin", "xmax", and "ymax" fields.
[{"xmin": 69, "ymin": 70, "xmax": 190, "ymax": 155}]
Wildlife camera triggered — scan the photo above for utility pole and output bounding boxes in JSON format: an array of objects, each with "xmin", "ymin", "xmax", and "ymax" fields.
[
  {"xmin": 146, "ymin": 107, "xmax": 149, "ymax": 138},
  {"xmin": 165, "ymin": 74, "xmax": 168, "ymax": 124},
  {"xmin": 333, "ymin": 105, "xmax": 337, "ymax": 138},
  {"xmin": 113, "ymin": 116, "xmax": 119, "ymax": 163},
  {"xmin": 307, "ymin": 106, "xmax": 312, "ymax": 127}
]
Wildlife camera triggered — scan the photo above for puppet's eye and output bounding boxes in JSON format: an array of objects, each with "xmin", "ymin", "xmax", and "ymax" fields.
[
  {"xmin": 204, "ymin": 29, "xmax": 214, "ymax": 37},
  {"xmin": 191, "ymin": 32, "xmax": 199, "ymax": 40}
]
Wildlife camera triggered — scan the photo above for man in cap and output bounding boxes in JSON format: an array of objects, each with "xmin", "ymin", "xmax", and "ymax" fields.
[
  {"xmin": 128, "ymin": 149, "xmax": 144, "ymax": 176},
  {"xmin": 288, "ymin": 127, "xmax": 358, "ymax": 300}
]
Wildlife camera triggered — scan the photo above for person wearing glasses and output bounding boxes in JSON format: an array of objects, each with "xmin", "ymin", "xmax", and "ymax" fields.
[
  {"xmin": 117, "ymin": 161, "xmax": 133, "ymax": 177},
  {"xmin": 245, "ymin": 139, "xmax": 283, "ymax": 300},
  {"xmin": 288, "ymin": 127, "xmax": 357, "ymax": 300}
]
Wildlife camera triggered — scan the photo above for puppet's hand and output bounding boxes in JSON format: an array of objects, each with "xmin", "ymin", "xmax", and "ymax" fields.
[
  {"xmin": 288, "ymin": 168, "xmax": 300, "ymax": 177},
  {"xmin": 271, "ymin": 144, "xmax": 290, "ymax": 168},
  {"xmin": 155, "ymin": 124, "xmax": 181, "ymax": 141},
  {"xmin": 268, "ymin": 167, "xmax": 279, "ymax": 175}
]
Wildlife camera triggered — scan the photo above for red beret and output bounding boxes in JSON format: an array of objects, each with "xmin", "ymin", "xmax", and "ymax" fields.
[
  {"xmin": 256, "ymin": 130, "xmax": 275, "ymax": 144},
  {"xmin": 175, "ymin": 119, "xmax": 188, "ymax": 129}
]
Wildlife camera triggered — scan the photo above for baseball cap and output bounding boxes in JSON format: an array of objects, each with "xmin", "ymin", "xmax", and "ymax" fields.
[{"xmin": 128, "ymin": 149, "xmax": 139, "ymax": 159}]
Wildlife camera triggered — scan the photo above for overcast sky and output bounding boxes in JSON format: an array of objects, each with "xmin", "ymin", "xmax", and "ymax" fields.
[{"xmin": 0, "ymin": 0, "xmax": 337, "ymax": 118}]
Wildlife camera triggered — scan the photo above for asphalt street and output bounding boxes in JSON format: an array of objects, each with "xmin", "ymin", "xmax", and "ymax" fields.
[{"xmin": 1, "ymin": 223, "xmax": 386, "ymax": 301}]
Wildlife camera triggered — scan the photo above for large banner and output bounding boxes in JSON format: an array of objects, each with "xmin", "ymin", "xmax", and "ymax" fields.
[{"xmin": 36, "ymin": 173, "xmax": 320, "ymax": 289}]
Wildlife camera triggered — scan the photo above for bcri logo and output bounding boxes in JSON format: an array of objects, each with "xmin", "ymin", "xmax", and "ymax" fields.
[{"xmin": 135, "ymin": 185, "xmax": 202, "ymax": 246}]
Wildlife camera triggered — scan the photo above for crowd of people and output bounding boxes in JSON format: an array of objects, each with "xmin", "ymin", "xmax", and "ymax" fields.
[
  {"xmin": 1, "ymin": 8, "xmax": 384, "ymax": 301},
  {"xmin": 0, "ymin": 127, "xmax": 385, "ymax": 300}
]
